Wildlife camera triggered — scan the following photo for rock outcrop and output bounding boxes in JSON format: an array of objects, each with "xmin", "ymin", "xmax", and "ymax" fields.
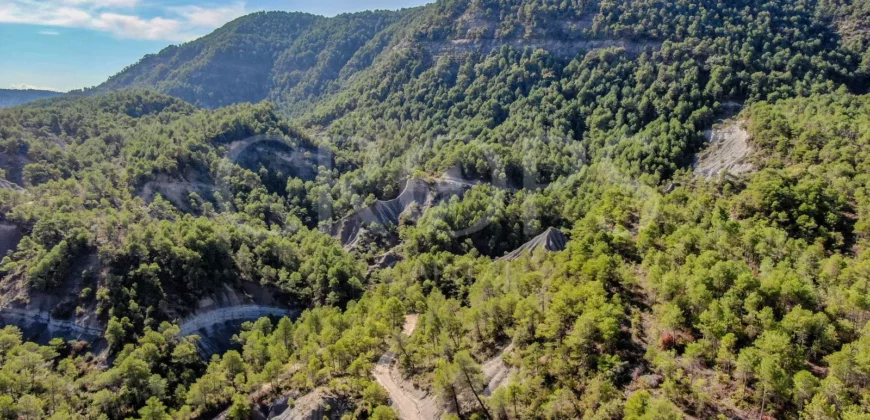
[
  {"xmin": 268, "ymin": 388, "xmax": 347, "ymax": 420},
  {"xmin": 328, "ymin": 174, "xmax": 475, "ymax": 248},
  {"xmin": 0, "ymin": 179, "xmax": 23, "ymax": 190},
  {"xmin": 226, "ymin": 134, "xmax": 328, "ymax": 182},
  {"xmin": 695, "ymin": 116, "xmax": 754, "ymax": 179},
  {"xmin": 482, "ymin": 345, "xmax": 515, "ymax": 396},
  {"xmin": 176, "ymin": 283, "xmax": 298, "ymax": 357},
  {"xmin": 329, "ymin": 179, "xmax": 430, "ymax": 247},
  {"xmin": 180, "ymin": 304, "xmax": 296, "ymax": 358},
  {"xmin": 412, "ymin": 37, "xmax": 662, "ymax": 59},
  {"xmin": 0, "ymin": 307, "xmax": 103, "ymax": 344},
  {"xmin": 498, "ymin": 227, "xmax": 568, "ymax": 261},
  {"xmin": 0, "ymin": 223, "xmax": 23, "ymax": 257}
]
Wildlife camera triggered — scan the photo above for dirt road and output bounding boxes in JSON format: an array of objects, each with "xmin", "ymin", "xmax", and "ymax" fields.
[
  {"xmin": 373, "ymin": 315, "xmax": 515, "ymax": 419},
  {"xmin": 372, "ymin": 314, "xmax": 444, "ymax": 420}
]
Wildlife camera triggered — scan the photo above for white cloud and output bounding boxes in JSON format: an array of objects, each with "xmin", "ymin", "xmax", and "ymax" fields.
[
  {"xmin": 38, "ymin": 30, "xmax": 60, "ymax": 35},
  {"xmin": 92, "ymin": 12, "xmax": 184, "ymax": 40},
  {"xmin": 169, "ymin": 2, "xmax": 245, "ymax": 28},
  {"xmin": 10, "ymin": 83, "xmax": 61, "ymax": 91},
  {"xmin": 0, "ymin": 0, "xmax": 246, "ymax": 42},
  {"xmin": 61, "ymin": 0, "xmax": 139, "ymax": 7}
]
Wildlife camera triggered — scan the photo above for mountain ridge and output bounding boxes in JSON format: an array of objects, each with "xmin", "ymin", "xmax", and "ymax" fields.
[{"xmin": 0, "ymin": 89, "xmax": 63, "ymax": 108}]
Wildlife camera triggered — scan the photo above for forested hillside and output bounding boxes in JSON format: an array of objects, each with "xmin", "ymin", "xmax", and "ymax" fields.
[
  {"xmin": 1, "ymin": 0, "xmax": 869, "ymax": 418},
  {"xmin": 95, "ymin": 10, "xmax": 409, "ymax": 110}
]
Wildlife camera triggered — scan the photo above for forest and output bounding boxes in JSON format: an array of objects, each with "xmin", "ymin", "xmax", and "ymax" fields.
[{"xmin": 0, "ymin": 0, "xmax": 869, "ymax": 418}]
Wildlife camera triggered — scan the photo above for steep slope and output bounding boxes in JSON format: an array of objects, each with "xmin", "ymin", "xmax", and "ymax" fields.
[
  {"xmin": 93, "ymin": 0, "xmax": 868, "ymax": 189},
  {"xmin": 497, "ymin": 227, "xmax": 568, "ymax": 261},
  {"xmin": 96, "ymin": 10, "xmax": 407, "ymax": 110},
  {"xmin": 0, "ymin": 91, "xmax": 365, "ymax": 351}
]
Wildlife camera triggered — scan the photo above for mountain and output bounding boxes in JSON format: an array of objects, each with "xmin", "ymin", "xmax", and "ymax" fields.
[
  {"xmin": 96, "ymin": 0, "xmax": 867, "ymax": 185},
  {"xmin": 0, "ymin": 89, "xmax": 62, "ymax": 108},
  {"xmin": 96, "ymin": 10, "xmax": 409, "ymax": 110},
  {"xmin": 98, "ymin": 0, "xmax": 868, "ymax": 114},
  {"xmin": 3, "ymin": 0, "xmax": 870, "ymax": 419}
]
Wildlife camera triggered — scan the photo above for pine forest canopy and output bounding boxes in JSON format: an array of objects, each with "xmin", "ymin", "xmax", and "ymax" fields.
[{"xmin": 0, "ymin": 0, "xmax": 868, "ymax": 418}]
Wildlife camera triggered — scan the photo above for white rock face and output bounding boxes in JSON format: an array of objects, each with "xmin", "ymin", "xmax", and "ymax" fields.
[{"xmin": 179, "ymin": 304, "xmax": 298, "ymax": 357}]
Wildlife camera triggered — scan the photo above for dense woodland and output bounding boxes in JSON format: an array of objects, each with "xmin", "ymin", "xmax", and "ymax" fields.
[{"xmin": 1, "ymin": 0, "xmax": 870, "ymax": 418}]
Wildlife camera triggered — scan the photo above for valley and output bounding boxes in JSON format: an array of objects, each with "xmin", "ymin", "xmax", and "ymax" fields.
[{"xmin": 0, "ymin": 0, "xmax": 870, "ymax": 418}]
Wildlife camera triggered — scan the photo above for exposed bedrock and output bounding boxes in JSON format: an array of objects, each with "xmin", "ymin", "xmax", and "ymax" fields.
[
  {"xmin": 695, "ymin": 117, "xmax": 754, "ymax": 179},
  {"xmin": 175, "ymin": 284, "xmax": 299, "ymax": 357},
  {"xmin": 226, "ymin": 134, "xmax": 329, "ymax": 182},
  {"xmin": 498, "ymin": 227, "xmax": 568, "ymax": 261},
  {"xmin": 179, "ymin": 305, "xmax": 296, "ymax": 357},
  {"xmin": 411, "ymin": 37, "xmax": 662, "ymax": 59},
  {"xmin": 0, "ymin": 306, "xmax": 104, "ymax": 344},
  {"xmin": 329, "ymin": 175, "xmax": 472, "ymax": 248},
  {"xmin": 0, "ymin": 222, "xmax": 23, "ymax": 257}
]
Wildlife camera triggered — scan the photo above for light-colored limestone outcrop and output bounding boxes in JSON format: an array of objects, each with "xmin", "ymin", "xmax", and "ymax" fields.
[
  {"xmin": 695, "ymin": 117, "xmax": 754, "ymax": 179},
  {"xmin": 178, "ymin": 305, "xmax": 293, "ymax": 337},
  {"xmin": 328, "ymin": 174, "xmax": 474, "ymax": 248},
  {"xmin": 412, "ymin": 38, "xmax": 662, "ymax": 59}
]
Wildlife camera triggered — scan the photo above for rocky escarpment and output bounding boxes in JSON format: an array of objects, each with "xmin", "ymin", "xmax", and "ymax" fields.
[
  {"xmin": 695, "ymin": 117, "xmax": 754, "ymax": 179},
  {"xmin": 0, "ymin": 306, "xmax": 103, "ymax": 343},
  {"xmin": 174, "ymin": 283, "xmax": 298, "ymax": 357},
  {"xmin": 0, "ymin": 179, "xmax": 23, "ymax": 190},
  {"xmin": 328, "ymin": 175, "xmax": 473, "ymax": 248},
  {"xmin": 226, "ymin": 134, "xmax": 330, "ymax": 183},
  {"xmin": 410, "ymin": 37, "xmax": 662, "ymax": 59},
  {"xmin": 498, "ymin": 227, "xmax": 568, "ymax": 261},
  {"xmin": 329, "ymin": 179, "xmax": 430, "ymax": 247},
  {"xmin": 0, "ymin": 252, "xmax": 104, "ymax": 347},
  {"xmin": 0, "ymin": 222, "xmax": 23, "ymax": 258},
  {"xmin": 179, "ymin": 305, "xmax": 296, "ymax": 357},
  {"xmin": 267, "ymin": 388, "xmax": 349, "ymax": 420}
]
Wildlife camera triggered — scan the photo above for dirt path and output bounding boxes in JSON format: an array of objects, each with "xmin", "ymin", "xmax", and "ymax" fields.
[
  {"xmin": 482, "ymin": 344, "xmax": 514, "ymax": 396},
  {"xmin": 373, "ymin": 314, "xmax": 444, "ymax": 420},
  {"xmin": 373, "ymin": 315, "xmax": 516, "ymax": 419}
]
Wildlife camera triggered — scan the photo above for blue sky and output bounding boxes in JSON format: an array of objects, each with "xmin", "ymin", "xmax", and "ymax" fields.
[{"xmin": 0, "ymin": 0, "xmax": 432, "ymax": 92}]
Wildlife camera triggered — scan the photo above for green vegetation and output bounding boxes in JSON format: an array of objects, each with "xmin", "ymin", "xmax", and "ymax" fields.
[{"xmin": 2, "ymin": 0, "xmax": 870, "ymax": 418}]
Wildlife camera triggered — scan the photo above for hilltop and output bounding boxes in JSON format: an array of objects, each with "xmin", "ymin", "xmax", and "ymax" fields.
[{"xmin": 1, "ymin": 0, "xmax": 870, "ymax": 418}]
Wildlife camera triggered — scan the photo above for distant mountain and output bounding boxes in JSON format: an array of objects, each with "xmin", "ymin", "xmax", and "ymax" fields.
[
  {"xmin": 94, "ymin": 0, "xmax": 868, "ymax": 182},
  {"xmin": 0, "ymin": 89, "xmax": 61, "ymax": 108},
  {"xmin": 95, "ymin": 10, "xmax": 408, "ymax": 111}
]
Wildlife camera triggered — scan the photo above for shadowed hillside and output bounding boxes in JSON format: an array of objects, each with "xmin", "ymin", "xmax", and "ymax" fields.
[{"xmin": 0, "ymin": 89, "xmax": 61, "ymax": 108}]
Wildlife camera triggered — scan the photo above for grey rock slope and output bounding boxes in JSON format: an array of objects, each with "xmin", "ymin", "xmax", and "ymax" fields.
[
  {"xmin": 328, "ymin": 176, "xmax": 472, "ymax": 248},
  {"xmin": 498, "ymin": 227, "xmax": 568, "ymax": 261},
  {"xmin": 329, "ymin": 178, "xmax": 429, "ymax": 247},
  {"xmin": 174, "ymin": 283, "xmax": 297, "ymax": 357}
]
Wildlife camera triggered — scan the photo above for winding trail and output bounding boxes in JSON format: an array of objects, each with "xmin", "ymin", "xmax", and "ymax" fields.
[
  {"xmin": 372, "ymin": 315, "xmax": 515, "ymax": 420},
  {"xmin": 373, "ymin": 315, "xmax": 443, "ymax": 420},
  {"xmin": 482, "ymin": 344, "xmax": 514, "ymax": 396}
]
